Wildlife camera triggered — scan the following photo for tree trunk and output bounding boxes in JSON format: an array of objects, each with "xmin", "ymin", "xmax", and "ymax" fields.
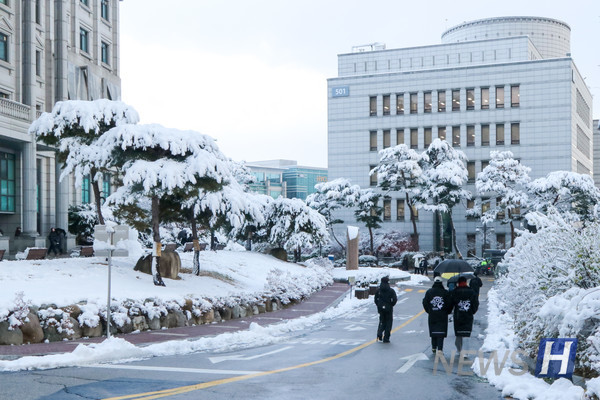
[
  {"xmin": 330, "ymin": 227, "xmax": 346, "ymax": 255},
  {"xmin": 191, "ymin": 217, "xmax": 200, "ymax": 276},
  {"xmin": 449, "ymin": 212, "xmax": 463, "ymax": 259},
  {"xmin": 151, "ymin": 195, "xmax": 165, "ymax": 286},
  {"xmin": 210, "ymin": 230, "xmax": 216, "ymax": 251},
  {"xmin": 406, "ymin": 193, "xmax": 419, "ymax": 251},
  {"xmin": 437, "ymin": 210, "xmax": 444, "ymax": 255},
  {"xmin": 369, "ymin": 227, "xmax": 374, "ymax": 255},
  {"xmin": 91, "ymin": 170, "xmax": 105, "ymax": 225},
  {"xmin": 510, "ymin": 220, "xmax": 515, "ymax": 248}
]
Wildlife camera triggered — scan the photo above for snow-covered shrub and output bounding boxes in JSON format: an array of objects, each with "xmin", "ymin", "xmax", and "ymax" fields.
[
  {"xmin": 264, "ymin": 265, "xmax": 333, "ymax": 304},
  {"xmin": 358, "ymin": 255, "xmax": 378, "ymax": 266},
  {"xmin": 0, "ymin": 292, "xmax": 30, "ymax": 329},
  {"xmin": 38, "ymin": 307, "xmax": 74, "ymax": 336}
]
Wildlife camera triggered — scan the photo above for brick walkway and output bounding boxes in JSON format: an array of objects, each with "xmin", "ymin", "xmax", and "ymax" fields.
[{"xmin": 0, "ymin": 283, "xmax": 349, "ymax": 359}]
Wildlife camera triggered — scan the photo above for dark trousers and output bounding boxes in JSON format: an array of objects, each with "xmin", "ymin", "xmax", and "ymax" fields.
[
  {"xmin": 431, "ymin": 336, "xmax": 445, "ymax": 351},
  {"xmin": 48, "ymin": 243, "xmax": 60, "ymax": 255},
  {"xmin": 377, "ymin": 309, "xmax": 394, "ymax": 341}
]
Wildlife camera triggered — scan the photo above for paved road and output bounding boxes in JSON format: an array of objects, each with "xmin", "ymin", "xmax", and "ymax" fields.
[{"xmin": 0, "ymin": 277, "xmax": 503, "ymax": 399}]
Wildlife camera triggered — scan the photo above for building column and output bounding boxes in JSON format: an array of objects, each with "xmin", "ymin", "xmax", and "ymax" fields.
[
  {"xmin": 22, "ymin": 142, "xmax": 38, "ymax": 237},
  {"xmin": 55, "ymin": 161, "xmax": 69, "ymax": 233}
]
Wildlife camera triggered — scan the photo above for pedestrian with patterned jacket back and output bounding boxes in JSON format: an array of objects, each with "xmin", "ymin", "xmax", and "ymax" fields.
[{"xmin": 423, "ymin": 276, "xmax": 452, "ymax": 354}]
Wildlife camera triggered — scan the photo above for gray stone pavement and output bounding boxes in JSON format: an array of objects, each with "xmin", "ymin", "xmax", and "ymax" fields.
[{"xmin": 0, "ymin": 282, "xmax": 350, "ymax": 360}]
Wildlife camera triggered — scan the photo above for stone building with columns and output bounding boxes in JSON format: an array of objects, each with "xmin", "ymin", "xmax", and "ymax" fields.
[{"xmin": 0, "ymin": 0, "xmax": 121, "ymax": 255}]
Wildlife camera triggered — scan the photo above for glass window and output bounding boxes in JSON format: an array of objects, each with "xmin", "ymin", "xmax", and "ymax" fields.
[
  {"xmin": 396, "ymin": 199, "xmax": 405, "ymax": 220},
  {"xmin": 481, "ymin": 87, "xmax": 489, "ymax": 109},
  {"xmin": 482, "ymin": 198, "xmax": 490, "ymax": 214},
  {"xmin": 496, "ymin": 234, "xmax": 506, "ymax": 249},
  {"xmin": 0, "ymin": 33, "xmax": 7, "ymax": 62},
  {"xmin": 511, "ymin": 85, "xmax": 520, "ymax": 107},
  {"xmin": 466, "ymin": 89, "xmax": 475, "ymax": 110},
  {"xmin": 82, "ymin": 175, "xmax": 91, "ymax": 204},
  {"xmin": 496, "ymin": 86, "xmax": 504, "ymax": 108},
  {"xmin": 452, "ymin": 90, "xmax": 460, "ymax": 111},
  {"xmin": 438, "ymin": 126, "xmax": 446, "ymax": 141},
  {"xmin": 412, "ymin": 205, "xmax": 419, "ymax": 220},
  {"xmin": 481, "ymin": 160, "xmax": 489, "ymax": 171},
  {"xmin": 424, "ymin": 92, "xmax": 432, "ymax": 113},
  {"xmin": 467, "ymin": 125, "xmax": 475, "ymax": 146},
  {"xmin": 369, "ymin": 96, "xmax": 377, "ymax": 116},
  {"xmin": 511, "ymin": 123, "xmax": 520, "ymax": 144},
  {"xmin": 35, "ymin": 0, "xmax": 41, "ymax": 24},
  {"xmin": 101, "ymin": 42, "xmax": 110, "ymax": 64},
  {"xmin": 101, "ymin": 0, "xmax": 109, "ymax": 21},
  {"xmin": 396, "ymin": 129, "xmax": 404, "ymax": 145},
  {"xmin": 481, "ymin": 125, "xmax": 490, "ymax": 146},
  {"xmin": 35, "ymin": 50, "xmax": 41, "ymax": 76},
  {"xmin": 383, "ymin": 198, "xmax": 391, "ymax": 221},
  {"xmin": 424, "ymin": 127, "xmax": 432, "ymax": 147},
  {"xmin": 80, "ymin": 0, "xmax": 88, "ymax": 5},
  {"xmin": 437, "ymin": 90, "xmax": 446, "ymax": 112},
  {"xmin": 467, "ymin": 162, "xmax": 475, "ymax": 182},
  {"xmin": 496, "ymin": 124, "xmax": 505, "ymax": 145},
  {"xmin": 382, "ymin": 95, "xmax": 390, "ymax": 115},
  {"xmin": 0, "ymin": 152, "xmax": 15, "ymax": 212},
  {"xmin": 102, "ymin": 173, "xmax": 111, "ymax": 201},
  {"xmin": 370, "ymin": 166, "xmax": 377, "ymax": 187},
  {"xmin": 452, "ymin": 126, "xmax": 460, "ymax": 147},
  {"xmin": 369, "ymin": 131, "xmax": 377, "ymax": 151},
  {"xmin": 396, "ymin": 94, "xmax": 404, "ymax": 114},
  {"xmin": 80, "ymin": 28, "xmax": 89, "ymax": 53},
  {"xmin": 410, "ymin": 128, "xmax": 418, "ymax": 149},
  {"xmin": 467, "ymin": 234, "xmax": 476, "ymax": 257},
  {"xmin": 383, "ymin": 130, "xmax": 390, "ymax": 149},
  {"xmin": 497, "ymin": 197, "xmax": 505, "ymax": 220},
  {"xmin": 410, "ymin": 93, "xmax": 418, "ymax": 114},
  {"xmin": 467, "ymin": 199, "xmax": 475, "ymax": 210}
]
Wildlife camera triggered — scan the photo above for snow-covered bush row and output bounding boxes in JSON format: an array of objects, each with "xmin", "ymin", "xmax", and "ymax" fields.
[{"xmin": 489, "ymin": 210, "xmax": 600, "ymax": 377}]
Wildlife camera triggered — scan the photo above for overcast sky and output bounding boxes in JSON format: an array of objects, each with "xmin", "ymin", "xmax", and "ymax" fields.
[{"xmin": 119, "ymin": 0, "xmax": 599, "ymax": 168}]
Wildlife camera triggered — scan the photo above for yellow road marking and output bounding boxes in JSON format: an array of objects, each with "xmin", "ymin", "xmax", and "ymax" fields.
[
  {"xmin": 103, "ymin": 310, "xmax": 426, "ymax": 400},
  {"xmin": 417, "ymin": 289, "xmax": 426, "ymax": 293},
  {"xmin": 404, "ymin": 288, "xmax": 413, "ymax": 292}
]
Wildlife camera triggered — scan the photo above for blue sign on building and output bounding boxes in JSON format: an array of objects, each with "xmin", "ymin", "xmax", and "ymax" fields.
[
  {"xmin": 332, "ymin": 86, "xmax": 350, "ymax": 97},
  {"xmin": 535, "ymin": 338, "xmax": 578, "ymax": 378}
]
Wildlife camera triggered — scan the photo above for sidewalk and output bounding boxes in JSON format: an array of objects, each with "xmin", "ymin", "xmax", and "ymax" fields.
[{"xmin": 0, "ymin": 282, "xmax": 349, "ymax": 360}]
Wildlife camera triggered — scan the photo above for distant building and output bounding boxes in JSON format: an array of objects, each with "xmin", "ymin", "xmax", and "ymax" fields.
[
  {"xmin": 595, "ymin": 120, "xmax": 600, "ymax": 188},
  {"xmin": 0, "ymin": 0, "xmax": 122, "ymax": 254},
  {"xmin": 328, "ymin": 16, "xmax": 593, "ymax": 256},
  {"xmin": 246, "ymin": 160, "xmax": 328, "ymax": 200}
]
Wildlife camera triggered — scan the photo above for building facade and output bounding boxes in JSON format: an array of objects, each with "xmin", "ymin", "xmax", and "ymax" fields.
[
  {"xmin": 0, "ymin": 0, "xmax": 121, "ymax": 254},
  {"xmin": 247, "ymin": 160, "xmax": 327, "ymax": 200},
  {"xmin": 327, "ymin": 16, "xmax": 593, "ymax": 256}
]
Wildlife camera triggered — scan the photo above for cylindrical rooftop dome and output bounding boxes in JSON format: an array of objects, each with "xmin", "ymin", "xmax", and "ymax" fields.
[{"xmin": 441, "ymin": 16, "xmax": 571, "ymax": 59}]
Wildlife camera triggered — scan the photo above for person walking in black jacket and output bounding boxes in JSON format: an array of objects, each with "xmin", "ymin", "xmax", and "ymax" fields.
[
  {"xmin": 374, "ymin": 276, "xmax": 397, "ymax": 343},
  {"xmin": 469, "ymin": 271, "xmax": 483, "ymax": 297},
  {"xmin": 423, "ymin": 276, "xmax": 452, "ymax": 353},
  {"xmin": 47, "ymin": 228, "xmax": 61, "ymax": 256},
  {"xmin": 450, "ymin": 276, "xmax": 479, "ymax": 353}
]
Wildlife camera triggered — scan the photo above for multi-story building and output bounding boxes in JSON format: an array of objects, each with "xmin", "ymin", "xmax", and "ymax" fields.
[
  {"xmin": 327, "ymin": 16, "xmax": 593, "ymax": 256},
  {"xmin": 0, "ymin": 0, "xmax": 121, "ymax": 254},
  {"xmin": 247, "ymin": 160, "xmax": 328, "ymax": 200}
]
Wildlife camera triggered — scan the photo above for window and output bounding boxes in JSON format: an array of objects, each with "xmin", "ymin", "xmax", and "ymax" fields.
[
  {"xmin": 0, "ymin": 0, "xmax": 7, "ymax": 5},
  {"xmin": 424, "ymin": 127, "xmax": 432, "ymax": 147},
  {"xmin": 424, "ymin": 92, "xmax": 432, "ymax": 113},
  {"xmin": 35, "ymin": 0, "xmax": 41, "ymax": 24},
  {"xmin": 396, "ymin": 94, "xmax": 404, "ymax": 114},
  {"xmin": 101, "ymin": 42, "xmax": 110, "ymax": 64},
  {"xmin": 0, "ymin": 33, "xmax": 7, "ymax": 62},
  {"xmin": 82, "ymin": 175, "xmax": 91, "ymax": 204},
  {"xmin": 481, "ymin": 125, "xmax": 490, "ymax": 146},
  {"xmin": 496, "ymin": 234, "xmax": 506, "ymax": 249},
  {"xmin": 452, "ymin": 90, "xmax": 460, "ymax": 111},
  {"xmin": 80, "ymin": 28, "xmax": 89, "ymax": 53},
  {"xmin": 482, "ymin": 198, "xmax": 490, "ymax": 214},
  {"xmin": 410, "ymin": 128, "xmax": 418, "ymax": 149},
  {"xmin": 497, "ymin": 197, "xmax": 505, "ymax": 220},
  {"xmin": 102, "ymin": 173, "xmax": 111, "ymax": 201},
  {"xmin": 369, "ymin": 131, "xmax": 377, "ymax": 151},
  {"xmin": 481, "ymin": 160, "xmax": 489, "ymax": 171},
  {"xmin": 396, "ymin": 199, "xmax": 405, "ymax": 220},
  {"xmin": 496, "ymin": 86, "xmax": 504, "ymax": 108},
  {"xmin": 410, "ymin": 93, "xmax": 418, "ymax": 114},
  {"xmin": 467, "ymin": 162, "xmax": 475, "ymax": 182},
  {"xmin": 438, "ymin": 90, "xmax": 446, "ymax": 112},
  {"xmin": 496, "ymin": 124, "xmax": 505, "ymax": 145},
  {"xmin": 452, "ymin": 126, "xmax": 460, "ymax": 147},
  {"xmin": 101, "ymin": 0, "xmax": 109, "ymax": 21},
  {"xmin": 369, "ymin": 96, "xmax": 377, "ymax": 116},
  {"xmin": 369, "ymin": 166, "xmax": 377, "ymax": 187},
  {"xmin": 396, "ymin": 129, "xmax": 404, "ymax": 145},
  {"xmin": 80, "ymin": 0, "xmax": 88, "ymax": 5},
  {"xmin": 438, "ymin": 126, "xmax": 446, "ymax": 141},
  {"xmin": 35, "ymin": 50, "xmax": 41, "ymax": 76},
  {"xmin": 383, "ymin": 198, "xmax": 391, "ymax": 221},
  {"xmin": 511, "ymin": 85, "xmax": 519, "ymax": 107},
  {"xmin": 511, "ymin": 123, "xmax": 520, "ymax": 144},
  {"xmin": 467, "ymin": 199, "xmax": 475, "ymax": 211},
  {"xmin": 383, "ymin": 95, "xmax": 390, "ymax": 115},
  {"xmin": 383, "ymin": 130, "xmax": 390, "ymax": 149},
  {"xmin": 467, "ymin": 125, "xmax": 475, "ymax": 147},
  {"xmin": 467, "ymin": 234, "xmax": 476, "ymax": 257},
  {"xmin": 481, "ymin": 87, "xmax": 489, "ymax": 109},
  {"xmin": 0, "ymin": 152, "xmax": 15, "ymax": 212},
  {"xmin": 411, "ymin": 205, "xmax": 419, "ymax": 220},
  {"xmin": 466, "ymin": 89, "xmax": 475, "ymax": 110}
]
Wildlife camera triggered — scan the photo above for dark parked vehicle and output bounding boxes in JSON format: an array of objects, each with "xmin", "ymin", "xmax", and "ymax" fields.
[{"xmin": 482, "ymin": 249, "xmax": 507, "ymax": 275}]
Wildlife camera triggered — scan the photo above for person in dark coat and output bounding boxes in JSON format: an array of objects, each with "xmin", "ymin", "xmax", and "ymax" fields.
[
  {"xmin": 55, "ymin": 228, "xmax": 66, "ymax": 254},
  {"xmin": 450, "ymin": 276, "xmax": 479, "ymax": 353},
  {"xmin": 469, "ymin": 271, "xmax": 483, "ymax": 297},
  {"xmin": 47, "ymin": 228, "xmax": 61, "ymax": 256},
  {"xmin": 374, "ymin": 276, "xmax": 398, "ymax": 343},
  {"xmin": 420, "ymin": 258, "xmax": 429, "ymax": 275},
  {"xmin": 423, "ymin": 276, "xmax": 452, "ymax": 353}
]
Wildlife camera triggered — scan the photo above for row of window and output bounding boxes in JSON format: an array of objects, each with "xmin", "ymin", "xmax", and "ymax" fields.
[
  {"xmin": 0, "ymin": 152, "xmax": 15, "ymax": 212},
  {"xmin": 79, "ymin": 28, "xmax": 111, "ymax": 65},
  {"xmin": 369, "ymin": 123, "xmax": 520, "ymax": 152},
  {"xmin": 81, "ymin": 173, "xmax": 111, "ymax": 204},
  {"xmin": 370, "ymin": 85, "xmax": 520, "ymax": 116},
  {"xmin": 81, "ymin": 0, "xmax": 111, "ymax": 22}
]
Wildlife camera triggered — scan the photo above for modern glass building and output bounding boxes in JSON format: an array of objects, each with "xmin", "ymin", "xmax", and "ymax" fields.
[
  {"xmin": 247, "ymin": 160, "xmax": 327, "ymax": 200},
  {"xmin": 283, "ymin": 167, "xmax": 328, "ymax": 200},
  {"xmin": 327, "ymin": 16, "xmax": 593, "ymax": 256}
]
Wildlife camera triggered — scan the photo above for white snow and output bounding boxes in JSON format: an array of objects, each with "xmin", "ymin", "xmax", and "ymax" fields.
[{"xmin": 347, "ymin": 226, "xmax": 359, "ymax": 240}]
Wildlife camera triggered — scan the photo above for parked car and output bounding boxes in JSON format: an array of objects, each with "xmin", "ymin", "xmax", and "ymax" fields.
[{"xmin": 482, "ymin": 249, "xmax": 507, "ymax": 268}]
